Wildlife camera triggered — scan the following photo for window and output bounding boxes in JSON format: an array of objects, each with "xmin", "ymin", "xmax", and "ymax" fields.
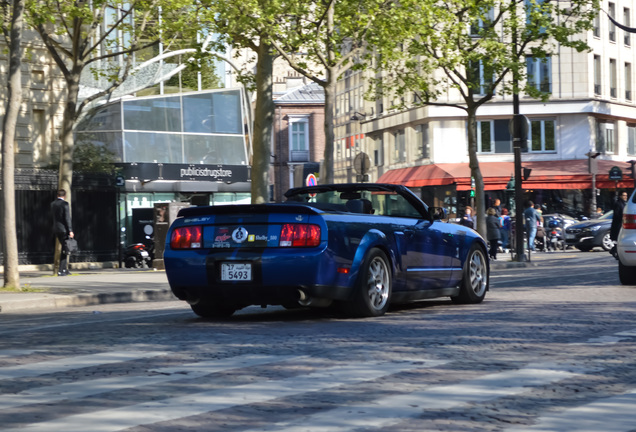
[
  {"xmin": 526, "ymin": 56, "xmax": 552, "ymax": 93},
  {"xmin": 626, "ymin": 63, "xmax": 633, "ymax": 101},
  {"xmin": 415, "ymin": 124, "xmax": 430, "ymax": 159},
  {"xmin": 625, "ymin": 8, "xmax": 631, "ymax": 46},
  {"xmin": 393, "ymin": 130, "xmax": 405, "ymax": 163},
  {"xmin": 596, "ymin": 121, "xmax": 615, "ymax": 154},
  {"xmin": 477, "ymin": 121, "xmax": 493, "ymax": 153},
  {"xmin": 594, "ymin": 55, "xmax": 602, "ymax": 95},
  {"xmin": 288, "ymin": 116, "xmax": 309, "ymax": 162},
  {"xmin": 593, "ymin": 13, "xmax": 600, "ymax": 37},
  {"xmin": 32, "ymin": 109, "xmax": 48, "ymax": 164},
  {"xmin": 528, "ymin": 119, "xmax": 556, "ymax": 152},
  {"xmin": 470, "ymin": 7, "xmax": 494, "ymax": 36},
  {"xmin": 628, "ymin": 124, "xmax": 636, "ymax": 156},
  {"xmin": 372, "ymin": 135, "xmax": 384, "ymax": 166},
  {"xmin": 610, "ymin": 59, "xmax": 617, "ymax": 98},
  {"xmin": 469, "ymin": 60, "xmax": 494, "ymax": 95},
  {"xmin": 609, "ymin": 3, "xmax": 616, "ymax": 42}
]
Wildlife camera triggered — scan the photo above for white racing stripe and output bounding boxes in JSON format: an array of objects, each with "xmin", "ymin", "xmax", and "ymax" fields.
[
  {"xmin": 0, "ymin": 351, "xmax": 166, "ymax": 380},
  {"xmin": 505, "ymin": 390, "xmax": 636, "ymax": 432},
  {"xmin": 250, "ymin": 363, "xmax": 584, "ymax": 432},
  {"xmin": 0, "ymin": 354, "xmax": 300, "ymax": 411},
  {"xmin": 4, "ymin": 359, "xmax": 441, "ymax": 432}
]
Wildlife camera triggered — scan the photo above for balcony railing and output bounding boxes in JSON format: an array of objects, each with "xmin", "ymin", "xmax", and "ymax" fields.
[{"xmin": 290, "ymin": 150, "xmax": 310, "ymax": 162}]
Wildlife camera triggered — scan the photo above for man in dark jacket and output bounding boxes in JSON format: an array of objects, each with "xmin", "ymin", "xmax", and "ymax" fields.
[
  {"xmin": 51, "ymin": 189, "xmax": 74, "ymax": 276},
  {"xmin": 610, "ymin": 191, "xmax": 628, "ymax": 258}
]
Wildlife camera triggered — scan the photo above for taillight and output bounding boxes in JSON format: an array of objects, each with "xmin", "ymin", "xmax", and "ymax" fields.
[
  {"xmin": 623, "ymin": 214, "xmax": 636, "ymax": 230},
  {"xmin": 280, "ymin": 224, "xmax": 321, "ymax": 247},
  {"xmin": 170, "ymin": 226, "xmax": 202, "ymax": 249}
]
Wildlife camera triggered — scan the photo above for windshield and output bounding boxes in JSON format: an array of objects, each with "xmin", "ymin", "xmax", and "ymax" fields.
[
  {"xmin": 286, "ymin": 189, "xmax": 424, "ymax": 218},
  {"xmin": 599, "ymin": 211, "xmax": 613, "ymax": 220}
]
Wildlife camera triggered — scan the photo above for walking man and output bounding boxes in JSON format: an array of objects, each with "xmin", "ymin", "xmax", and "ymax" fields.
[
  {"xmin": 524, "ymin": 200, "xmax": 542, "ymax": 252},
  {"xmin": 51, "ymin": 189, "xmax": 74, "ymax": 276}
]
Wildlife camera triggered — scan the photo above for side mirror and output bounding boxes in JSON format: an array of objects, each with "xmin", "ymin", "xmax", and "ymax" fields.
[{"xmin": 429, "ymin": 207, "xmax": 447, "ymax": 221}]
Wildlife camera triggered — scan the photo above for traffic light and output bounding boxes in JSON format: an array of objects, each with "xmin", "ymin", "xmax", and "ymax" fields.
[{"xmin": 470, "ymin": 176, "xmax": 475, "ymax": 197}]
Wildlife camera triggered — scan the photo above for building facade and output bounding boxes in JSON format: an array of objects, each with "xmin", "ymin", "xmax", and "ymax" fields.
[{"xmin": 335, "ymin": 1, "xmax": 636, "ymax": 219}]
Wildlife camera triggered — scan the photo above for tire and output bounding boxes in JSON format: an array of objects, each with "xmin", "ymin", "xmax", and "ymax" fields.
[
  {"xmin": 619, "ymin": 261, "xmax": 636, "ymax": 285},
  {"xmin": 451, "ymin": 245, "xmax": 488, "ymax": 304},
  {"xmin": 601, "ymin": 232, "xmax": 613, "ymax": 251},
  {"xmin": 190, "ymin": 299, "xmax": 236, "ymax": 318},
  {"xmin": 124, "ymin": 256, "xmax": 138, "ymax": 268},
  {"xmin": 343, "ymin": 249, "xmax": 392, "ymax": 317}
]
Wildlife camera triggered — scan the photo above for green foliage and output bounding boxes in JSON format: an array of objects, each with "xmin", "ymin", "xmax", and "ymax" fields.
[
  {"xmin": 370, "ymin": 0, "xmax": 599, "ymax": 107},
  {"xmin": 72, "ymin": 141, "xmax": 118, "ymax": 174}
]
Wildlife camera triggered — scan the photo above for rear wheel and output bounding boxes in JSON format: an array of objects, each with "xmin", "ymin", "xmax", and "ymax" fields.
[
  {"xmin": 190, "ymin": 299, "xmax": 236, "ymax": 318},
  {"xmin": 619, "ymin": 261, "xmax": 636, "ymax": 285},
  {"xmin": 343, "ymin": 249, "xmax": 391, "ymax": 317},
  {"xmin": 451, "ymin": 245, "xmax": 488, "ymax": 304}
]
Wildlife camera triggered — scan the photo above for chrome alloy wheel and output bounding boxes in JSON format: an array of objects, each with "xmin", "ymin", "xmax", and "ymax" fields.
[
  {"xmin": 365, "ymin": 255, "xmax": 390, "ymax": 311},
  {"xmin": 468, "ymin": 249, "xmax": 488, "ymax": 297}
]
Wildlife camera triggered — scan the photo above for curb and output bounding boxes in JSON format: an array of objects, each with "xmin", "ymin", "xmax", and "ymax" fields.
[{"xmin": 0, "ymin": 288, "xmax": 176, "ymax": 313}]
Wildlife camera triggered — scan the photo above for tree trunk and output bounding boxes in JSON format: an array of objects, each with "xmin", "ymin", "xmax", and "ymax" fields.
[
  {"xmin": 53, "ymin": 71, "xmax": 80, "ymax": 274},
  {"xmin": 466, "ymin": 106, "xmax": 486, "ymax": 237},
  {"xmin": 321, "ymin": 68, "xmax": 336, "ymax": 184},
  {"xmin": 251, "ymin": 42, "xmax": 275, "ymax": 204},
  {"xmin": 1, "ymin": 0, "xmax": 24, "ymax": 289}
]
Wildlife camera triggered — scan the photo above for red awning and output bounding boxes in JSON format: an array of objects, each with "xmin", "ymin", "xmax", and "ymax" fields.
[{"xmin": 377, "ymin": 160, "xmax": 634, "ymax": 190}]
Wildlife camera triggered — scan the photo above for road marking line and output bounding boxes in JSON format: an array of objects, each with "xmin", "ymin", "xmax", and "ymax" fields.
[
  {"xmin": 4, "ymin": 359, "xmax": 443, "ymax": 432},
  {"xmin": 249, "ymin": 363, "xmax": 583, "ymax": 432},
  {"xmin": 0, "ymin": 351, "xmax": 166, "ymax": 380},
  {"xmin": 0, "ymin": 354, "xmax": 300, "ymax": 411}
]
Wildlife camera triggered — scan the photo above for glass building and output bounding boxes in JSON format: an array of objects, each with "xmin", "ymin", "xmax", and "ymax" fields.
[{"xmin": 75, "ymin": 88, "xmax": 252, "ymax": 247}]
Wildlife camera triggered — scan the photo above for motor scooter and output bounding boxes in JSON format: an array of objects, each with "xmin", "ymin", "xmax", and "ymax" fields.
[
  {"xmin": 124, "ymin": 242, "xmax": 152, "ymax": 268},
  {"xmin": 546, "ymin": 219, "xmax": 566, "ymax": 251}
]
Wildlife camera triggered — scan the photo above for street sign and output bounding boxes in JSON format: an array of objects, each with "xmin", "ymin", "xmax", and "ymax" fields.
[
  {"xmin": 306, "ymin": 173, "xmax": 317, "ymax": 187},
  {"xmin": 609, "ymin": 166, "xmax": 623, "ymax": 180},
  {"xmin": 353, "ymin": 152, "xmax": 371, "ymax": 175}
]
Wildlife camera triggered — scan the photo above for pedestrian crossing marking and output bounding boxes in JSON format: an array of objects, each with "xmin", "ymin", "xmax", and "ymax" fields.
[
  {"xmin": 0, "ymin": 351, "xmax": 165, "ymax": 380},
  {"xmin": 250, "ymin": 362, "xmax": 583, "ymax": 432},
  {"xmin": 504, "ymin": 389, "xmax": 636, "ymax": 432},
  {"xmin": 0, "ymin": 354, "xmax": 299, "ymax": 411},
  {"xmin": 2, "ymin": 358, "xmax": 439, "ymax": 432}
]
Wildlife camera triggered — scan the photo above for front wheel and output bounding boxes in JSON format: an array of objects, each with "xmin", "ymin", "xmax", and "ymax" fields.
[
  {"xmin": 619, "ymin": 261, "xmax": 636, "ymax": 285},
  {"xmin": 601, "ymin": 233, "xmax": 614, "ymax": 251},
  {"xmin": 342, "ymin": 249, "xmax": 392, "ymax": 317},
  {"xmin": 451, "ymin": 245, "xmax": 488, "ymax": 304}
]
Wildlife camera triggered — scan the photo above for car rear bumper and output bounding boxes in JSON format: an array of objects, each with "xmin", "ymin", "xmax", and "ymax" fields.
[{"xmin": 617, "ymin": 232, "xmax": 636, "ymax": 265}]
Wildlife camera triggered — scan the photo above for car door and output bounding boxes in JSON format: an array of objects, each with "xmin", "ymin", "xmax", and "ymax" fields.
[{"xmin": 402, "ymin": 217, "xmax": 455, "ymax": 290}]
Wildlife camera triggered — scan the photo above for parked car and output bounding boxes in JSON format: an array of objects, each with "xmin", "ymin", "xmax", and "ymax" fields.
[
  {"xmin": 564, "ymin": 211, "xmax": 613, "ymax": 252},
  {"xmin": 164, "ymin": 183, "xmax": 490, "ymax": 318},
  {"xmin": 616, "ymin": 192, "xmax": 636, "ymax": 284}
]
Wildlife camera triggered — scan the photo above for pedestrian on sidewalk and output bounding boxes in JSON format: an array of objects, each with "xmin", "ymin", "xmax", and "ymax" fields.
[
  {"xmin": 51, "ymin": 189, "xmax": 74, "ymax": 276},
  {"xmin": 486, "ymin": 207, "xmax": 501, "ymax": 260}
]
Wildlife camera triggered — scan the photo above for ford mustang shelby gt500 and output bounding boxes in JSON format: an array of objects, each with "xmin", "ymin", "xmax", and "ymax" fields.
[{"xmin": 164, "ymin": 183, "xmax": 489, "ymax": 318}]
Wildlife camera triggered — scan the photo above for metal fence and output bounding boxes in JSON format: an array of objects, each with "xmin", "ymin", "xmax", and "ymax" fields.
[{"xmin": 1, "ymin": 169, "xmax": 119, "ymax": 265}]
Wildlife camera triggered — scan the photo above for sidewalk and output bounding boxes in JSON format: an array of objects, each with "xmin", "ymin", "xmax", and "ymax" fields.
[
  {"xmin": 0, "ymin": 251, "xmax": 567, "ymax": 314},
  {"xmin": 0, "ymin": 266, "xmax": 174, "ymax": 313}
]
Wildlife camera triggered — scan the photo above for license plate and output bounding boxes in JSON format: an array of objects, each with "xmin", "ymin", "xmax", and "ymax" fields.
[
  {"xmin": 565, "ymin": 233, "xmax": 574, "ymax": 240},
  {"xmin": 140, "ymin": 251, "xmax": 149, "ymax": 257},
  {"xmin": 221, "ymin": 263, "xmax": 252, "ymax": 281}
]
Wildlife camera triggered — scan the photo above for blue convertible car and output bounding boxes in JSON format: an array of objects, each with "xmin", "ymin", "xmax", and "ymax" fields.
[{"xmin": 164, "ymin": 183, "xmax": 489, "ymax": 318}]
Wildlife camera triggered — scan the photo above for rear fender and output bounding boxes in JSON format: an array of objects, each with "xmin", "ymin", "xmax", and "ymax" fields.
[{"xmin": 348, "ymin": 229, "xmax": 396, "ymax": 286}]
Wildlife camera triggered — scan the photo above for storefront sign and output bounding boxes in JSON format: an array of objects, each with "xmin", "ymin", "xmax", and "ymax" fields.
[{"xmin": 117, "ymin": 163, "xmax": 250, "ymax": 183}]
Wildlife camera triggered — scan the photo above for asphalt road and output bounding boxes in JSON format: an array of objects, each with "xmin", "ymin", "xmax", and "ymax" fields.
[{"xmin": 1, "ymin": 251, "xmax": 635, "ymax": 431}]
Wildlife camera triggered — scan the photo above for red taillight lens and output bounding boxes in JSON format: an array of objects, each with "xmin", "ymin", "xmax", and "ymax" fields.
[
  {"xmin": 279, "ymin": 224, "xmax": 321, "ymax": 247},
  {"xmin": 170, "ymin": 226, "xmax": 202, "ymax": 249},
  {"xmin": 623, "ymin": 214, "xmax": 636, "ymax": 230}
]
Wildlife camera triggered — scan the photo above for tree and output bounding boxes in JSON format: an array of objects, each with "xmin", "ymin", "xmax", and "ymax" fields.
[
  {"xmin": 25, "ymin": 0, "xmax": 194, "ymax": 272},
  {"xmin": 199, "ymin": 0, "xmax": 287, "ymax": 204},
  {"xmin": 1, "ymin": 0, "xmax": 24, "ymax": 289},
  {"xmin": 269, "ymin": 0, "xmax": 397, "ymax": 184},
  {"xmin": 370, "ymin": 0, "xmax": 597, "ymax": 235}
]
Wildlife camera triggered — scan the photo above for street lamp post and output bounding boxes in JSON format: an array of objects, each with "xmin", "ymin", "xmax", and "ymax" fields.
[{"xmin": 586, "ymin": 151, "xmax": 600, "ymax": 217}]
